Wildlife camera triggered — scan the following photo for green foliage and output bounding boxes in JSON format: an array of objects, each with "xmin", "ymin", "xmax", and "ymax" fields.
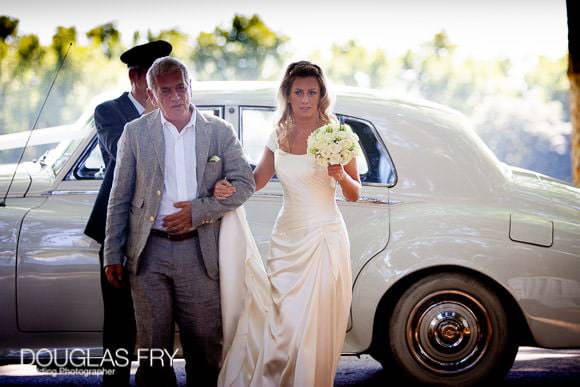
[
  {"xmin": 473, "ymin": 95, "xmax": 570, "ymax": 180},
  {"xmin": 525, "ymin": 55, "xmax": 570, "ymax": 120},
  {"xmin": 0, "ymin": 16, "xmax": 571, "ymax": 179},
  {"xmin": 432, "ymin": 30, "xmax": 456, "ymax": 57},
  {"xmin": 0, "ymin": 18, "xmax": 567, "ymax": 129},
  {"xmin": 321, "ymin": 40, "xmax": 390, "ymax": 89},
  {"xmin": 17, "ymin": 34, "xmax": 44, "ymax": 66},
  {"xmin": 191, "ymin": 14, "xmax": 288, "ymax": 80},
  {"xmin": 0, "ymin": 16, "xmax": 18, "ymax": 64},
  {"xmin": 148, "ymin": 28, "xmax": 192, "ymax": 62},
  {"xmin": 0, "ymin": 15, "xmax": 18, "ymax": 42},
  {"xmin": 51, "ymin": 26, "xmax": 76, "ymax": 61},
  {"xmin": 0, "ymin": 20, "xmax": 126, "ymax": 141},
  {"xmin": 396, "ymin": 31, "xmax": 517, "ymax": 114},
  {"xmin": 86, "ymin": 22, "xmax": 121, "ymax": 59}
]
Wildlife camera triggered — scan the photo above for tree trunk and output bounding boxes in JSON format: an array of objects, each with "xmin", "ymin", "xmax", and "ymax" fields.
[
  {"xmin": 571, "ymin": 70, "xmax": 580, "ymax": 186},
  {"xmin": 567, "ymin": 0, "xmax": 580, "ymax": 186}
]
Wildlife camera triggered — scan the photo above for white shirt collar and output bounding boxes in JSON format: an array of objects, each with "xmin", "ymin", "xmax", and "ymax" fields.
[
  {"xmin": 127, "ymin": 92, "xmax": 145, "ymax": 115},
  {"xmin": 160, "ymin": 105, "xmax": 197, "ymax": 136}
]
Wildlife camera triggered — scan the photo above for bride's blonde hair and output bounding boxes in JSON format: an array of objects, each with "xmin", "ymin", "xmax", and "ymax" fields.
[{"xmin": 275, "ymin": 61, "xmax": 334, "ymax": 151}]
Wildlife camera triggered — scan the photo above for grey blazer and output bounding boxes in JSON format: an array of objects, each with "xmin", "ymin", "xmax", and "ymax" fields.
[{"xmin": 103, "ymin": 108, "xmax": 256, "ymax": 279}]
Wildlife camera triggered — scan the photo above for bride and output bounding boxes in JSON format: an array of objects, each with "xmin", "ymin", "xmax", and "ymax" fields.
[{"xmin": 215, "ymin": 61, "xmax": 361, "ymax": 387}]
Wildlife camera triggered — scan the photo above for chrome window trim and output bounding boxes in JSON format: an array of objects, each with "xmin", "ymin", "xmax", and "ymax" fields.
[
  {"xmin": 65, "ymin": 136, "xmax": 99, "ymax": 181},
  {"xmin": 43, "ymin": 190, "xmax": 99, "ymax": 196},
  {"xmin": 338, "ymin": 114, "xmax": 398, "ymax": 188},
  {"xmin": 253, "ymin": 192, "xmax": 392, "ymax": 205}
]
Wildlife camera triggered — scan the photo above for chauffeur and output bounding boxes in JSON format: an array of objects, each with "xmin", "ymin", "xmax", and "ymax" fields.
[{"xmin": 84, "ymin": 40, "xmax": 172, "ymax": 387}]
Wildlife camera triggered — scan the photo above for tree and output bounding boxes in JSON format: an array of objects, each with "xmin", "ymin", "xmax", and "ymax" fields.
[
  {"xmin": 16, "ymin": 34, "xmax": 44, "ymax": 66},
  {"xmin": 86, "ymin": 22, "xmax": 121, "ymax": 59},
  {"xmin": 38, "ymin": 26, "xmax": 80, "ymax": 125},
  {"xmin": 473, "ymin": 95, "xmax": 570, "ymax": 181},
  {"xmin": 0, "ymin": 16, "xmax": 19, "ymax": 132},
  {"xmin": 148, "ymin": 28, "xmax": 192, "ymax": 64},
  {"xmin": 525, "ymin": 55, "xmax": 569, "ymax": 120},
  {"xmin": 13, "ymin": 34, "xmax": 45, "ymax": 128},
  {"xmin": 0, "ymin": 17, "xmax": 46, "ymax": 134},
  {"xmin": 0, "ymin": 15, "xmax": 18, "ymax": 42},
  {"xmin": 192, "ymin": 14, "xmax": 288, "ymax": 80},
  {"xmin": 0, "ymin": 15, "xmax": 572, "ymax": 182},
  {"xmin": 51, "ymin": 26, "xmax": 76, "ymax": 62},
  {"xmin": 321, "ymin": 40, "xmax": 390, "ymax": 89},
  {"xmin": 396, "ymin": 31, "xmax": 517, "ymax": 115},
  {"xmin": 567, "ymin": 0, "xmax": 580, "ymax": 186}
]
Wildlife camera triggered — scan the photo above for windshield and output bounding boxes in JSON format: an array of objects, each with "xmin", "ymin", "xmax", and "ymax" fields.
[{"xmin": 42, "ymin": 116, "xmax": 96, "ymax": 176}]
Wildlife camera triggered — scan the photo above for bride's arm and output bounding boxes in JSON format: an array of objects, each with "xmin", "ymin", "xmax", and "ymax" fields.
[
  {"xmin": 214, "ymin": 146, "xmax": 275, "ymax": 199},
  {"xmin": 328, "ymin": 159, "xmax": 361, "ymax": 202},
  {"xmin": 253, "ymin": 147, "xmax": 275, "ymax": 192}
]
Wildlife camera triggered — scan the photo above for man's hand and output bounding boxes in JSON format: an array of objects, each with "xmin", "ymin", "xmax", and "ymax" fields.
[
  {"xmin": 104, "ymin": 264, "xmax": 126, "ymax": 289},
  {"xmin": 213, "ymin": 179, "xmax": 236, "ymax": 200},
  {"xmin": 163, "ymin": 201, "xmax": 193, "ymax": 233}
]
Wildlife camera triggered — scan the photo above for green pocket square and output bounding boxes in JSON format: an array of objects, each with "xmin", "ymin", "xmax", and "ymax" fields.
[{"xmin": 208, "ymin": 155, "xmax": 221, "ymax": 162}]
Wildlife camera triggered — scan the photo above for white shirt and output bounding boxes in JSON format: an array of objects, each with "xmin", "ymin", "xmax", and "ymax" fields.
[
  {"xmin": 127, "ymin": 92, "xmax": 145, "ymax": 115},
  {"xmin": 154, "ymin": 108, "xmax": 197, "ymax": 230}
]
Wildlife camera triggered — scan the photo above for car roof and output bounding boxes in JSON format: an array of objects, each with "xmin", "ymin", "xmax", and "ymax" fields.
[
  {"xmin": 62, "ymin": 82, "xmax": 503, "ymax": 197},
  {"xmin": 188, "ymin": 81, "xmax": 458, "ymax": 113}
]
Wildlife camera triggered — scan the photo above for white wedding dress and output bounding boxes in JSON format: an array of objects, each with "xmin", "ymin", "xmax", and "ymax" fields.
[{"xmin": 218, "ymin": 132, "xmax": 352, "ymax": 387}]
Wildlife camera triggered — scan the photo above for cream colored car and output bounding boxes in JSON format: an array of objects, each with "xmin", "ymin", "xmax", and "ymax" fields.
[{"xmin": 1, "ymin": 82, "xmax": 579, "ymax": 385}]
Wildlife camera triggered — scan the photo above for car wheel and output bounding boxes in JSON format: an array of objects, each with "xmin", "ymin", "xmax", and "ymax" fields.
[{"xmin": 387, "ymin": 272, "xmax": 518, "ymax": 386}]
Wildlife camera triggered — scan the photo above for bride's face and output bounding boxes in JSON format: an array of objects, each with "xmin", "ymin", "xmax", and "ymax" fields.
[{"xmin": 288, "ymin": 76, "xmax": 320, "ymax": 122}]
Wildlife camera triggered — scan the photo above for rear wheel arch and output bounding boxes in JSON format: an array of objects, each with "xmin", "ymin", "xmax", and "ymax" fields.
[{"xmin": 369, "ymin": 265, "xmax": 535, "ymax": 366}]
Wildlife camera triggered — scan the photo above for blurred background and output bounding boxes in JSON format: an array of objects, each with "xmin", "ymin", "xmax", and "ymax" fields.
[{"xmin": 0, "ymin": 0, "xmax": 572, "ymax": 181}]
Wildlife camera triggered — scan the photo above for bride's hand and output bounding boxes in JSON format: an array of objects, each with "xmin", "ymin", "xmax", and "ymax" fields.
[
  {"xmin": 327, "ymin": 164, "xmax": 346, "ymax": 182},
  {"xmin": 213, "ymin": 179, "xmax": 236, "ymax": 200}
]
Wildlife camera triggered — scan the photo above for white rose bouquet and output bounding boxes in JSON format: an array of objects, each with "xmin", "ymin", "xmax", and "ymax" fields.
[{"xmin": 307, "ymin": 122, "xmax": 362, "ymax": 167}]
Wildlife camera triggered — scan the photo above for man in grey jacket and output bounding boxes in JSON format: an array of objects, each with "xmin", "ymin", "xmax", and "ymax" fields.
[
  {"xmin": 84, "ymin": 40, "xmax": 172, "ymax": 387},
  {"xmin": 104, "ymin": 56, "xmax": 255, "ymax": 387}
]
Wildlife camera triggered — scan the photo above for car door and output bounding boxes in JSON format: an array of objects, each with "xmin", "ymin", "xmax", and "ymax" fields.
[
  {"xmin": 16, "ymin": 106, "xmax": 224, "ymax": 332},
  {"xmin": 239, "ymin": 106, "xmax": 395, "ymax": 278}
]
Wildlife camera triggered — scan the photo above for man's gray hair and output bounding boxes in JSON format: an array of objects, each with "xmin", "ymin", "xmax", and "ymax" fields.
[{"xmin": 146, "ymin": 56, "xmax": 190, "ymax": 91}]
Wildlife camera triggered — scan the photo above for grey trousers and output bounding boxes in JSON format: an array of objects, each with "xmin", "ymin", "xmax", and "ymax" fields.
[{"xmin": 130, "ymin": 234, "xmax": 222, "ymax": 387}]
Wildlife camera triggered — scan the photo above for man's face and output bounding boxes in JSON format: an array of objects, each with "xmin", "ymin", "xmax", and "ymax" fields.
[{"xmin": 149, "ymin": 70, "xmax": 191, "ymax": 124}]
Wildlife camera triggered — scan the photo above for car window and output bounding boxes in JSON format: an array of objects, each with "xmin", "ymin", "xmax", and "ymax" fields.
[
  {"xmin": 48, "ymin": 117, "xmax": 96, "ymax": 176},
  {"xmin": 74, "ymin": 137, "xmax": 105, "ymax": 179},
  {"xmin": 71, "ymin": 106, "xmax": 223, "ymax": 180},
  {"xmin": 240, "ymin": 107, "xmax": 275, "ymax": 165},
  {"xmin": 201, "ymin": 106, "xmax": 224, "ymax": 118},
  {"xmin": 342, "ymin": 115, "xmax": 396, "ymax": 186},
  {"xmin": 240, "ymin": 106, "xmax": 395, "ymax": 186}
]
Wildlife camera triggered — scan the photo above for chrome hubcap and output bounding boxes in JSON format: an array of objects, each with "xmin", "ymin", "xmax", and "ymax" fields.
[{"xmin": 406, "ymin": 290, "xmax": 492, "ymax": 375}]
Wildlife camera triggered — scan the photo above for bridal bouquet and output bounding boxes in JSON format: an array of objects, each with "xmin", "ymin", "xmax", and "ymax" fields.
[{"xmin": 307, "ymin": 122, "xmax": 362, "ymax": 167}]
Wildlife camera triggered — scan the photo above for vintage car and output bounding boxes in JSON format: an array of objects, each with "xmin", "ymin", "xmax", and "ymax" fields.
[{"xmin": 1, "ymin": 82, "xmax": 579, "ymax": 385}]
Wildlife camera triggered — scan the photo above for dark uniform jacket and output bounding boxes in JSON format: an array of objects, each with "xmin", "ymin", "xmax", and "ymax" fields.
[{"xmin": 84, "ymin": 92, "xmax": 140, "ymax": 244}]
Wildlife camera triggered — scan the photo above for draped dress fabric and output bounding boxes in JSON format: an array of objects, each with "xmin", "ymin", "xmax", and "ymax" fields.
[{"xmin": 218, "ymin": 131, "xmax": 352, "ymax": 387}]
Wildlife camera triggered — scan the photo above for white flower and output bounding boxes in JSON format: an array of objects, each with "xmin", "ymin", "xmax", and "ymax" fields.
[
  {"xmin": 307, "ymin": 123, "xmax": 362, "ymax": 167},
  {"xmin": 329, "ymin": 155, "xmax": 341, "ymax": 165}
]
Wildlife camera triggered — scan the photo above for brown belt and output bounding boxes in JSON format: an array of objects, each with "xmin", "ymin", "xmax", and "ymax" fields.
[{"xmin": 150, "ymin": 228, "xmax": 198, "ymax": 241}]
